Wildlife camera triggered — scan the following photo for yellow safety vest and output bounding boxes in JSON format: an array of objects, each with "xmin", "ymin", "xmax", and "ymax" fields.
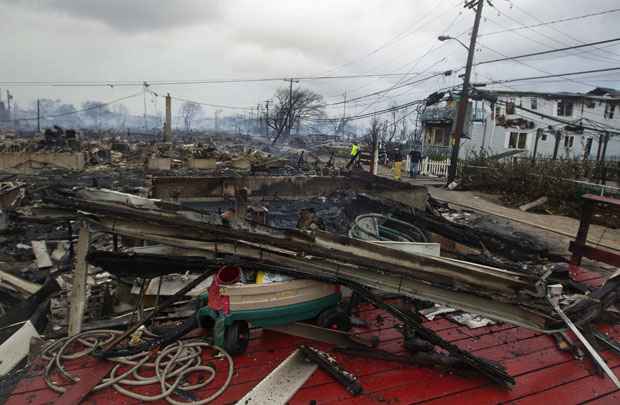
[{"xmin": 351, "ymin": 144, "xmax": 360, "ymax": 156}]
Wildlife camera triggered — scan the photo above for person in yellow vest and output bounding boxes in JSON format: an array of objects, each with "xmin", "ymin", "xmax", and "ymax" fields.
[
  {"xmin": 393, "ymin": 148, "xmax": 402, "ymax": 180},
  {"xmin": 346, "ymin": 141, "xmax": 360, "ymax": 169}
]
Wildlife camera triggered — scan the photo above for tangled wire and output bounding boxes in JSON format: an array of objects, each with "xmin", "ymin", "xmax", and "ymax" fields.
[{"xmin": 42, "ymin": 329, "xmax": 234, "ymax": 404}]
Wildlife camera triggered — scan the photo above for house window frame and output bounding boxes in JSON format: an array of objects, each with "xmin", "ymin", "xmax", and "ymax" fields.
[
  {"xmin": 530, "ymin": 98, "xmax": 538, "ymax": 110},
  {"xmin": 557, "ymin": 100, "xmax": 574, "ymax": 117},
  {"xmin": 604, "ymin": 102, "xmax": 615, "ymax": 119},
  {"xmin": 507, "ymin": 132, "xmax": 528, "ymax": 149},
  {"xmin": 564, "ymin": 134, "xmax": 575, "ymax": 148}
]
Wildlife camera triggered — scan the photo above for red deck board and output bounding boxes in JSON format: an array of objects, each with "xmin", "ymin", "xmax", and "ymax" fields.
[
  {"xmin": 7, "ymin": 282, "xmax": 620, "ymax": 405},
  {"xmin": 512, "ymin": 367, "xmax": 620, "ymax": 405}
]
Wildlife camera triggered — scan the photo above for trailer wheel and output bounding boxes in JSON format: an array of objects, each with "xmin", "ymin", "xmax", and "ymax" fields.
[
  {"xmin": 224, "ymin": 321, "xmax": 250, "ymax": 355},
  {"xmin": 317, "ymin": 307, "xmax": 352, "ymax": 331}
]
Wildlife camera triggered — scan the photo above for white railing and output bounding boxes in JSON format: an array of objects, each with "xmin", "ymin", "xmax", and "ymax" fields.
[{"xmin": 413, "ymin": 157, "xmax": 450, "ymax": 177}]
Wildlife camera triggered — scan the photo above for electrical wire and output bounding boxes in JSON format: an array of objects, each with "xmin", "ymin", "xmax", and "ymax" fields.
[
  {"xmin": 309, "ymin": 98, "xmax": 425, "ymax": 122},
  {"xmin": 475, "ymin": 66, "xmax": 620, "ymax": 87},
  {"xmin": 0, "ymin": 71, "xmax": 457, "ymax": 88},
  {"xmin": 319, "ymin": 0, "xmax": 457, "ymax": 76},
  {"xmin": 164, "ymin": 94, "xmax": 256, "ymax": 111},
  {"xmin": 491, "ymin": 98, "xmax": 620, "ymax": 135},
  {"xmin": 487, "ymin": 1, "xmax": 620, "ymax": 65},
  {"xmin": 476, "ymin": 38, "xmax": 620, "ymax": 66},
  {"xmin": 508, "ymin": 2, "xmax": 620, "ymax": 62},
  {"xmin": 0, "ymin": 92, "xmax": 143, "ymax": 122},
  {"xmin": 479, "ymin": 8, "xmax": 620, "ymax": 38}
]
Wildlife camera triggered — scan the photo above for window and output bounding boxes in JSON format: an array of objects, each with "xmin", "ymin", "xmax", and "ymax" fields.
[
  {"xmin": 604, "ymin": 103, "xmax": 615, "ymax": 119},
  {"xmin": 518, "ymin": 132, "xmax": 527, "ymax": 149},
  {"xmin": 530, "ymin": 98, "xmax": 538, "ymax": 110},
  {"xmin": 506, "ymin": 102, "xmax": 515, "ymax": 115},
  {"xmin": 541, "ymin": 134, "xmax": 547, "ymax": 141},
  {"xmin": 557, "ymin": 100, "xmax": 573, "ymax": 117},
  {"xmin": 564, "ymin": 135, "xmax": 574, "ymax": 148},
  {"xmin": 508, "ymin": 132, "xmax": 528, "ymax": 149},
  {"xmin": 495, "ymin": 106, "xmax": 502, "ymax": 116},
  {"xmin": 586, "ymin": 100, "xmax": 595, "ymax": 109}
]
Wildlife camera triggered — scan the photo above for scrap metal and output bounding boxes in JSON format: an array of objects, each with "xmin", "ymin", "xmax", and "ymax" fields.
[
  {"xmin": 299, "ymin": 345, "xmax": 363, "ymax": 396},
  {"xmin": 45, "ymin": 187, "xmax": 619, "ymax": 333}
]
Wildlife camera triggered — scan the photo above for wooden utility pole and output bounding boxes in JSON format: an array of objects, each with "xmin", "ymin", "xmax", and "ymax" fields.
[
  {"xmin": 36, "ymin": 99, "xmax": 40, "ymax": 132},
  {"xmin": 164, "ymin": 93, "xmax": 172, "ymax": 142},
  {"xmin": 600, "ymin": 131, "xmax": 610, "ymax": 185},
  {"xmin": 596, "ymin": 133, "xmax": 604, "ymax": 161},
  {"xmin": 5, "ymin": 90, "xmax": 10, "ymax": 121},
  {"xmin": 285, "ymin": 78, "xmax": 299, "ymax": 139},
  {"xmin": 447, "ymin": 0, "xmax": 485, "ymax": 184},
  {"xmin": 531, "ymin": 128, "xmax": 542, "ymax": 164},
  {"xmin": 342, "ymin": 91, "xmax": 347, "ymax": 138},
  {"xmin": 552, "ymin": 130, "xmax": 561, "ymax": 160},
  {"xmin": 264, "ymin": 100, "xmax": 271, "ymax": 138}
]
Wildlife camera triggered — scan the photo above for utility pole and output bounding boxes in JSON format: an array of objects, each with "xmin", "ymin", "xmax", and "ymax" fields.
[
  {"xmin": 5, "ymin": 90, "xmax": 10, "ymax": 121},
  {"xmin": 264, "ymin": 100, "xmax": 271, "ymax": 138},
  {"xmin": 446, "ymin": 0, "xmax": 485, "ymax": 184},
  {"xmin": 531, "ymin": 128, "xmax": 542, "ymax": 164},
  {"xmin": 552, "ymin": 130, "xmax": 561, "ymax": 160},
  {"xmin": 143, "ymin": 81, "xmax": 149, "ymax": 134},
  {"xmin": 256, "ymin": 104, "xmax": 261, "ymax": 135},
  {"xmin": 600, "ymin": 131, "xmax": 610, "ymax": 185},
  {"xmin": 164, "ymin": 93, "xmax": 172, "ymax": 142},
  {"xmin": 37, "ymin": 98, "xmax": 41, "ymax": 132},
  {"xmin": 285, "ymin": 78, "xmax": 299, "ymax": 139},
  {"xmin": 341, "ymin": 91, "xmax": 347, "ymax": 139},
  {"xmin": 8, "ymin": 91, "xmax": 14, "ymax": 129}
]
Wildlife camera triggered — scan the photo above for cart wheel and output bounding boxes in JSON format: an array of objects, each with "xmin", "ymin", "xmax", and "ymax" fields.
[
  {"xmin": 317, "ymin": 307, "xmax": 352, "ymax": 331},
  {"xmin": 224, "ymin": 321, "xmax": 250, "ymax": 355}
]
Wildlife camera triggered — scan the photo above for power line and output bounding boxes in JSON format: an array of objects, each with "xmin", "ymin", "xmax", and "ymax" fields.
[
  {"xmin": 508, "ymin": 2, "xmax": 620, "ymax": 62},
  {"xmin": 475, "ymin": 39, "xmax": 597, "ymax": 88},
  {"xmin": 479, "ymin": 8, "xmax": 620, "ymax": 38},
  {"xmin": 475, "ymin": 66, "xmax": 620, "ymax": 86},
  {"xmin": 476, "ymin": 37, "xmax": 620, "ymax": 66},
  {"xmin": 325, "ymin": 69, "xmax": 451, "ymax": 106},
  {"xmin": 319, "ymin": 0, "xmax": 459, "ymax": 76},
  {"xmin": 487, "ymin": 2, "xmax": 620, "ymax": 65},
  {"xmin": 0, "ymin": 71, "xmax": 452, "ymax": 88},
  {"xmin": 164, "ymin": 94, "xmax": 256, "ymax": 111},
  {"xmin": 492, "ymin": 99, "xmax": 620, "ymax": 135},
  {"xmin": 309, "ymin": 98, "xmax": 425, "ymax": 122},
  {"xmin": 0, "ymin": 92, "xmax": 143, "ymax": 122}
]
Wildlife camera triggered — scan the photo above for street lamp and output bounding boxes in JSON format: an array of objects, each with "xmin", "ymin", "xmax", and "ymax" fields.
[{"xmin": 437, "ymin": 35, "xmax": 470, "ymax": 51}]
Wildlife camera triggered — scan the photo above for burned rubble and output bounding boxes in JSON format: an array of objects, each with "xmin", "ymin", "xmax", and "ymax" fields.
[{"xmin": 0, "ymin": 130, "xmax": 619, "ymax": 404}]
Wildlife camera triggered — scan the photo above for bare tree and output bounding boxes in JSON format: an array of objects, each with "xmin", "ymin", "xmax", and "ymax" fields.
[
  {"xmin": 180, "ymin": 101, "xmax": 202, "ymax": 132},
  {"xmin": 267, "ymin": 87, "xmax": 325, "ymax": 144}
]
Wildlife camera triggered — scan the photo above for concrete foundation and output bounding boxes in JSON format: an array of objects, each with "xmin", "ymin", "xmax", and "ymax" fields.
[
  {"xmin": 150, "ymin": 173, "xmax": 427, "ymax": 209},
  {"xmin": 187, "ymin": 159, "xmax": 217, "ymax": 170},
  {"xmin": 0, "ymin": 152, "xmax": 85, "ymax": 172},
  {"xmin": 146, "ymin": 157, "xmax": 172, "ymax": 171}
]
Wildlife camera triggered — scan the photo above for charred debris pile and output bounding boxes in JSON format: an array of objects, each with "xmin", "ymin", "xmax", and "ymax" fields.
[{"xmin": 1, "ymin": 135, "xmax": 619, "ymax": 402}]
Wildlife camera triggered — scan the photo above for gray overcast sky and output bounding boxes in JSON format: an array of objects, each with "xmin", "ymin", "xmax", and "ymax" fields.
[{"xmin": 1, "ymin": 0, "xmax": 619, "ymax": 118}]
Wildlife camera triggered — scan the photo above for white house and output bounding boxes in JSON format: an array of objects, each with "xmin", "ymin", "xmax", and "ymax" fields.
[{"xmin": 421, "ymin": 87, "xmax": 620, "ymax": 160}]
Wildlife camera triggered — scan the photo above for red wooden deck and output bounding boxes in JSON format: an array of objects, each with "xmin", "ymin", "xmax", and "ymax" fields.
[{"xmin": 6, "ymin": 267, "xmax": 620, "ymax": 405}]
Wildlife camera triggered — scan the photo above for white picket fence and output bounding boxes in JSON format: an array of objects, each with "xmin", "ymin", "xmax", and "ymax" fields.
[{"xmin": 407, "ymin": 157, "xmax": 450, "ymax": 177}]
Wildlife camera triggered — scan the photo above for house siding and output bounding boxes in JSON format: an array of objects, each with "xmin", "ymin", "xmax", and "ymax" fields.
[{"xmin": 423, "ymin": 91, "xmax": 620, "ymax": 160}]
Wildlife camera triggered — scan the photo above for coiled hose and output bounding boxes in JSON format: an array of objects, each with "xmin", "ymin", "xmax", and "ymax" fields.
[{"xmin": 42, "ymin": 329, "xmax": 234, "ymax": 404}]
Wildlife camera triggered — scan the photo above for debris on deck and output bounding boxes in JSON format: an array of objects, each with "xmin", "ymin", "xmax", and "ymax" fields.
[{"xmin": 1, "ymin": 131, "xmax": 619, "ymax": 404}]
